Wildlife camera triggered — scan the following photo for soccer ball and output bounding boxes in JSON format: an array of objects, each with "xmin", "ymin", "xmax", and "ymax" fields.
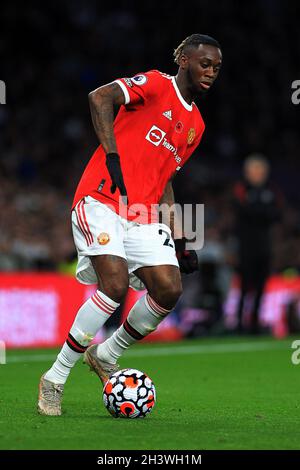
[{"xmin": 103, "ymin": 368, "xmax": 156, "ymax": 418}]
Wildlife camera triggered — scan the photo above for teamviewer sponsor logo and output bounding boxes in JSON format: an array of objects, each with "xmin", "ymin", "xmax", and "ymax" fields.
[{"xmin": 145, "ymin": 125, "xmax": 166, "ymax": 146}]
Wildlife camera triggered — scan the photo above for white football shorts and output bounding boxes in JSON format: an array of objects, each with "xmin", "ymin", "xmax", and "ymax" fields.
[{"xmin": 71, "ymin": 196, "xmax": 179, "ymax": 291}]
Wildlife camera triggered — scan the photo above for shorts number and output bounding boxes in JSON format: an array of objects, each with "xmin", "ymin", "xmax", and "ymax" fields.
[{"xmin": 159, "ymin": 228, "xmax": 174, "ymax": 248}]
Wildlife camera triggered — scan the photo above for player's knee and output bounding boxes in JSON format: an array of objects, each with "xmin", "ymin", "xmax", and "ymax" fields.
[
  {"xmin": 100, "ymin": 278, "xmax": 129, "ymax": 303},
  {"xmin": 151, "ymin": 280, "xmax": 182, "ymax": 310}
]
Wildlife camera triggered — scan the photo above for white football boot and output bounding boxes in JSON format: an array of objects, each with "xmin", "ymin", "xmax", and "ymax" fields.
[
  {"xmin": 37, "ymin": 373, "xmax": 64, "ymax": 416},
  {"xmin": 84, "ymin": 344, "xmax": 120, "ymax": 385}
]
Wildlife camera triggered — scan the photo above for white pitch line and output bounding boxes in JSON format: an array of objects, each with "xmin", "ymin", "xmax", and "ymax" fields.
[
  {"xmin": 5, "ymin": 340, "xmax": 289, "ymax": 364},
  {"xmin": 7, "ymin": 354, "xmax": 57, "ymax": 363},
  {"xmin": 125, "ymin": 340, "xmax": 288, "ymax": 357}
]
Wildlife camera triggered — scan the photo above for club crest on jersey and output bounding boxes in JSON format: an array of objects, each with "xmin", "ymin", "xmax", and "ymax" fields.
[
  {"xmin": 97, "ymin": 232, "xmax": 110, "ymax": 245},
  {"xmin": 145, "ymin": 125, "xmax": 166, "ymax": 146},
  {"xmin": 187, "ymin": 128, "xmax": 196, "ymax": 145},
  {"xmin": 175, "ymin": 121, "xmax": 183, "ymax": 133},
  {"xmin": 163, "ymin": 110, "xmax": 172, "ymax": 121},
  {"xmin": 131, "ymin": 74, "xmax": 147, "ymax": 86}
]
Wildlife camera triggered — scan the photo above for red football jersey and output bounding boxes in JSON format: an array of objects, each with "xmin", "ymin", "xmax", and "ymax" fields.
[{"xmin": 72, "ymin": 70, "xmax": 205, "ymax": 223}]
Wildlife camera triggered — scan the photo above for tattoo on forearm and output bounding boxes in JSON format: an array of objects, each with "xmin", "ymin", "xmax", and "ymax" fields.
[{"xmin": 89, "ymin": 82, "xmax": 124, "ymax": 154}]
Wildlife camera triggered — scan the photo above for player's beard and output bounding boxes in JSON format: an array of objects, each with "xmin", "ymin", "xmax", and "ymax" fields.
[{"xmin": 187, "ymin": 67, "xmax": 207, "ymax": 96}]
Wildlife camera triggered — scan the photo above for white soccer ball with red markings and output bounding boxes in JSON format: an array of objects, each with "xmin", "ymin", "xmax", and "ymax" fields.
[{"xmin": 103, "ymin": 368, "xmax": 156, "ymax": 418}]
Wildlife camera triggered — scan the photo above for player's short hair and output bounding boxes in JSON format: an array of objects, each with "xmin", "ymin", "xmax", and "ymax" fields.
[{"xmin": 174, "ymin": 34, "xmax": 221, "ymax": 64}]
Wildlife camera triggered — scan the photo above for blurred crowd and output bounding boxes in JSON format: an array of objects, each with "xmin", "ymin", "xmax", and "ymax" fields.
[{"xmin": 1, "ymin": 1, "xmax": 300, "ymax": 322}]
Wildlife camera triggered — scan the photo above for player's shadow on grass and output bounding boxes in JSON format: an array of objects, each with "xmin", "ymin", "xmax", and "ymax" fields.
[
  {"xmin": 62, "ymin": 411, "xmax": 155, "ymax": 422},
  {"xmin": 61, "ymin": 410, "xmax": 111, "ymax": 420}
]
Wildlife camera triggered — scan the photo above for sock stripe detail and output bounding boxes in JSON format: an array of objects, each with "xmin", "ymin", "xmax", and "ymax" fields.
[
  {"xmin": 91, "ymin": 293, "xmax": 116, "ymax": 315},
  {"xmin": 94, "ymin": 292, "xmax": 116, "ymax": 312},
  {"xmin": 146, "ymin": 294, "xmax": 172, "ymax": 317},
  {"xmin": 91, "ymin": 295, "xmax": 110, "ymax": 315},
  {"xmin": 66, "ymin": 334, "xmax": 87, "ymax": 353},
  {"xmin": 123, "ymin": 319, "xmax": 144, "ymax": 340}
]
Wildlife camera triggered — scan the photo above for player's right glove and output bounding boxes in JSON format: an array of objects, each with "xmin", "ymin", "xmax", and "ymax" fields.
[
  {"xmin": 175, "ymin": 238, "xmax": 199, "ymax": 274},
  {"xmin": 106, "ymin": 153, "xmax": 128, "ymax": 202}
]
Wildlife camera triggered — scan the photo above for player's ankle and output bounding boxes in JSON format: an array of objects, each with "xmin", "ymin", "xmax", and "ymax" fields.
[
  {"xmin": 96, "ymin": 343, "xmax": 118, "ymax": 365},
  {"xmin": 44, "ymin": 369, "xmax": 66, "ymax": 385}
]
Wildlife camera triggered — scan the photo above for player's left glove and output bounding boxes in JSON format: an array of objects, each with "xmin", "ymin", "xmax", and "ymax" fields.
[
  {"xmin": 106, "ymin": 152, "xmax": 128, "ymax": 203},
  {"xmin": 175, "ymin": 238, "xmax": 199, "ymax": 274}
]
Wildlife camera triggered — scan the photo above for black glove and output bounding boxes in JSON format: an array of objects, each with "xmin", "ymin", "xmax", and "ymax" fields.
[
  {"xmin": 106, "ymin": 153, "xmax": 128, "ymax": 202},
  {"xmin": 175, "ymin": 238, "xmax": 199, "ymax": 274}
]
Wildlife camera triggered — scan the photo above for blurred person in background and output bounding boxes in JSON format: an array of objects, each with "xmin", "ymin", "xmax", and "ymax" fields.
[{"xmin": 233, "ymin": 154, "xmax": 283, "ymax": 334}]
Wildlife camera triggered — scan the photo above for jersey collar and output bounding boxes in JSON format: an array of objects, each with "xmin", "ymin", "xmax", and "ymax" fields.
[{"xmin": 171, "ymin": 77, "xmax": 193, "ymax": 112}]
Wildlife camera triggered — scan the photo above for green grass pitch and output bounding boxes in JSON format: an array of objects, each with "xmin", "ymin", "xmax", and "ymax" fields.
[{"xmin": 1, "ymin": 336, "xmax": 300, "ymax": 450}]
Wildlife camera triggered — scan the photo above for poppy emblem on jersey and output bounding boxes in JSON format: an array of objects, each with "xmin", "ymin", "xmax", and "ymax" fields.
[
  {"xmin": 145, "ymin": 125, "xmax": 166, "ymax": 147},
  {"xmin": 131, "ymin": 74, "xmax": 148, "ymax": 86},
  {"xmin": 187, "ymin": 128, "xmax": 196, "ymax": 145},
  {"xmin": 97, "ymin": 232, "xmax": 110, "ymax": 245},
  {"xmin": 175, "ymin": 121, "xmax": 184, "ymax": 133}
]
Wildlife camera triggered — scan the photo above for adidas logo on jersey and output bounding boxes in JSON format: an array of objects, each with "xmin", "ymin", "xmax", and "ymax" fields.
[{"xmin": 163, "ymin": 110, "xmax": 172, "ymax": 120}]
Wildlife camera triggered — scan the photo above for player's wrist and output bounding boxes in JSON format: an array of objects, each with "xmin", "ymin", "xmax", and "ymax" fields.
[{"xmin": 106, "ymin": 152, "xmax": 120, "ymax": 160}]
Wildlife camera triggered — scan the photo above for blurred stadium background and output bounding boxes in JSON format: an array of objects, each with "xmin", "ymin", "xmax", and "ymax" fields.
[{"xmin": 1, "ymin": 0, "xmax": 300, "ymax": 348}]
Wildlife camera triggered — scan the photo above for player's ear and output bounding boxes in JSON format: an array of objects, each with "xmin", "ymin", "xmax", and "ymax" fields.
[{"xmin": 179, "ymin": 53, "xmax": 189, "ymax": 69}]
